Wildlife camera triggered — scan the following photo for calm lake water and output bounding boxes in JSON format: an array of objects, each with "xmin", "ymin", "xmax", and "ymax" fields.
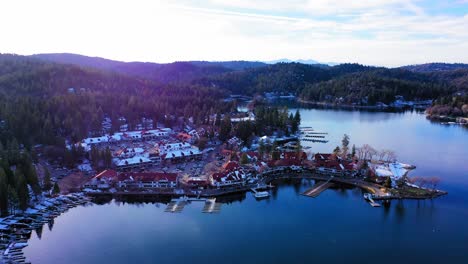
[{"xmin": 24, "ymin": 109, "xmax": 468, "ymax": 264}]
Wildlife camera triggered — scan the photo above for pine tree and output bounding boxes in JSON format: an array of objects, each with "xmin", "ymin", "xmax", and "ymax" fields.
[
  {"xmin": 258, "ymin": 140, "xmax": 265, "ymax": 160},
  {"xmin": 0, "ymin": 168, "xmax": 8, "ymax": 216},
  {"xmin": 219, "ymin": 116, "xmax": 232, "ymax": 142},
  {"xmin": 7, "ymin": 186, "xmax": 19, "ymax": 215},
  {"xmin": 15, "ymin": 170, "xmax": 29, "ymax": 211},
  {"xmin": 43, "ymin": 167, "xmax": 53, "ymax": 191},
  {"xmin": 384, "ymin": 177, "xmax": 392, "ymax": 188},
  {"xmin": 333, "ymin": 146, "xmax": 341, "ymax": 155},
  {"xmin": 240, "ymin": 153, "xmax": 249, "ymax": 165},
  {"xmin": 104, "ymin": 147, "xmax": 112, "ymax": 168},
  {"xmin": 52, "ymin": 182, "xmax": 60, "ymax": 195},
  {"xmin": 341, "ymin": 134, "xmax": 350, "ymax": 158},
  {"xmin": 293, "ymin": 110, "xmax": 301, "ymax": 131}
]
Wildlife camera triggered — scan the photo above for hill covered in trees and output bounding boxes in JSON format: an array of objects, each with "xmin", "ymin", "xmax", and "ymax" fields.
[
  {"xmin": 32, "ymin": 53, "xmax": 467, "ymax": 104},
  {"xmin": 0, "ymin": 54, "xmax": 232, "ymax": 149},
  {"xmin": 299, "ymin": 70, "xmax": 452, "ymax": 105},
  {"xmin": 193, "ymin": 63, "xmax": 374, "ymax": 95}
]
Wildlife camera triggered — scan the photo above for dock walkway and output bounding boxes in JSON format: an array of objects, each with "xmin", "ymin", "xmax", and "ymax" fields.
[{"xmin": 301, "ymin": 177, "xmax": 334, "ymax": 197}]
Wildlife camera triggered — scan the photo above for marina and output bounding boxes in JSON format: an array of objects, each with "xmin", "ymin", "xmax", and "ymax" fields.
[{"xmin": 0, "ymin": 194, "xmax": 91, "ymax": 264}]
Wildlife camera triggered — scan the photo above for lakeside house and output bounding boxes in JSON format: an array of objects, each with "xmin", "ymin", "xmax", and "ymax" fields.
[
  {"xmin": 368, "ymin": 162, "xmax": 414, "ymax": 186},
  {"xmin": 313, "ymin": 153, "xmax": 357, "ymax": 176}
]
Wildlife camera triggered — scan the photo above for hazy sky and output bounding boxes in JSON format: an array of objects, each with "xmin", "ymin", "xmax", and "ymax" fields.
[{"xmin": 1, "ymin": 0, "xmax": 467, "ymax": 66}]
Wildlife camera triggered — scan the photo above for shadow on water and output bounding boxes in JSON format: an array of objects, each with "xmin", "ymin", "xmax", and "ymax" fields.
[
  {"xmin": 47, "ymin": 219, "xmax": 54, "ymax": 232},
  {"xmin": 35, "ymin": 226, "xmax": 43, "ymax": 240}
]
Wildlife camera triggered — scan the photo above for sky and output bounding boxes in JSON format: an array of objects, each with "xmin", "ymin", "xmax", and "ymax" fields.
[{"xmin": 0, "ymin": 0, "xmax": 467, "ymax": 67}]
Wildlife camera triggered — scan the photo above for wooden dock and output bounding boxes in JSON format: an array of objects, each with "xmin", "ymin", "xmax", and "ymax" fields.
[
  {"xmin": 301, "ymin": 138, "xmax": 329, "ymax": 143},
  {"xmin": 202, "ymin": 199, "xmax": 221, "ymax": 213},
  {"xmin": 301, "ymin": 177, "xmax": 334, "ymax": 198}
]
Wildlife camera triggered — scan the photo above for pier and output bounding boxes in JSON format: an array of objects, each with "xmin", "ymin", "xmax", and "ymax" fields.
[
  {"xmin": 202, "ymin": 199, "xmax": 221, "ymax": 213},
  {"xmin": 164, "ymin": 197, "xmax": 222, "ymax": 213},
  {"xmin": 301, "ymin": 177, "xmax": 334, "ymax": 197},
  {"xmin": 364, "ymin": 194, "xmax": 381, "ymax": 207},
  {"xmin": 301, "ymin": 138, "xmax": 329, "ymax": 143}
]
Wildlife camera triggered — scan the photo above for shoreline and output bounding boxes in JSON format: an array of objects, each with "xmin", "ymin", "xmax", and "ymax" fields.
[
  {"xmin": 84, "ymin": 170, "xmax": 447, "ymax": 201},
  {"xmin": 296, "ymin": 98, "xmax": 427, "ymax": 111}
]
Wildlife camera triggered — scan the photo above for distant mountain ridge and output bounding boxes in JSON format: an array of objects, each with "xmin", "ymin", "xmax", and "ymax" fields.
[
  {"xmin": 27, "ymin": 53, "xmax": 467, "ymax": 100},
  {"xmin": 264, "ymin": 58, "xmax": 338, "ymax": 66},
  {"xmin": 31, "ymin": 53, "xmax": 267, "ymax": 84},
  {"xmin": 401, "ymin": 63, "xmax": 468, "ymax": 73}
]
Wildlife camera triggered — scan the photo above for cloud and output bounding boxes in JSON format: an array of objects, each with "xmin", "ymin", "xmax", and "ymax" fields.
[{"xmin": 0, "ymin": 0, "xmax": 466, "ymax": 66}]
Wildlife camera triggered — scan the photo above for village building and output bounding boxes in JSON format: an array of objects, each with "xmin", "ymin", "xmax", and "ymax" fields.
[
  {"xmin": 368, "ymin": 162, "xmax": 414, "ymax": 186},
  {"xmin": 80, "ymin": 128, "xmax": 172, "ymax": 150},
  {"xmin": 83, "ymin": 169, "xmax": 119, "ymax": 190},
  {"xmin": 117, "ymin": 172, "xmax": 178, "ymax": 189},
  {"xmin": 157, "ymin": 142, "xmax": 202, "ymax": 163},
  {"xmin": 114, "ymin": 155, "xmax": 152, "ymax": 170},
  {"xmin": 313, "ymin": 153, "xmax": 357, "ymax": 176}
]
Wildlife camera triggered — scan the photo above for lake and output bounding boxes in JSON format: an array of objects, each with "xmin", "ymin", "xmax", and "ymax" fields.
[{"xmin": 23, "ymin": 108, "xmax": 468, "ymax": 264}]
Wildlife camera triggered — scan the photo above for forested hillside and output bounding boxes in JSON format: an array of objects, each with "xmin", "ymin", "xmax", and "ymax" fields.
[
  {"xmin": 299, "ymin": 70, "xmax": 451, "ymax": 105},
  {"xmin": 0, "ymin": 54, "xmax": 232, "ymax": 149},
  {"xmin": 32, "ymin": 53, "xmax": 264, "ymax": 84},
  {"xmin": 193, "ymin": 63, "xmax": 373, "ymax": 95}
]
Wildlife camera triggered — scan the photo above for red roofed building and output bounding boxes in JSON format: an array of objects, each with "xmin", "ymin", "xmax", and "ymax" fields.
[
  {"xmin": 210, "ymin": 170, "xmax": 246, "ymax": 188},
  {"xmin": 94, "ymin": 169, "xmax": 118, "ymax": 180},
  {"xmin": 314, "ymin": 153, "xmax": 357, "ymax": 176},
  {"xmin": 84, "ymin": 169, "xmax": 119, "ymax": 189},
  {"xmin": 184, "ymin": 176, "xmax": 210, "ymax": 188}
]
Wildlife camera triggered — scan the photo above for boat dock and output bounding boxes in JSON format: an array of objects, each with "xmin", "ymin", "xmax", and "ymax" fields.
[
  {"xmin": 364, "ymin": 193, "xmax": 381, "ymax": 207},
  {"xmin": 301, "ymin": 177, "xmax": 334, "ymax": 198},
  {"xmin": 300, "ymin": 128, "xmax": 329, "ymax": 143},
  {"xmin": 202, "ymin": 199, "xmax": 221, "ymax": 213},
  {"xmin": 164, "ymin": 197, "xmax": 222, "ymax": 213},
  {"xmin": 304, "ymin": 135, "xmax": 326, "ymax": 138},
  {"xmin": 301, "ymin": 138, "xmax": 329, "ymax": 143},
  {"xmin": 164, "ymin": 201, "xmax": 187, "ymax": 213}
]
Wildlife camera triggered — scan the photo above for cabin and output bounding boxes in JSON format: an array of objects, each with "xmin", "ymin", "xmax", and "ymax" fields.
[{"xmin": 314, "ymin": 153, "xmax": 357, "ymax": 176}]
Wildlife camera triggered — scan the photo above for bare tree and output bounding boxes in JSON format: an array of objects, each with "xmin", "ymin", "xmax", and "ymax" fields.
[
  {"xmin": 378, "ymin": 150, "xmax": 387, "ymax": 161},
  {"xmin": 360, "ymin": 144, "xmax": 375, "ymax": 160},
  {"xmin": 368, "ymin": 146, "xmax": 378, "ymax": 161},
  {"xmin": 428, "ymin": 177, "xmax": 440, "ymax": 191},
  {"xmin": 356, "ymin": 147, "xmax": 365, "ymax": 160},
  {"xmin": 386, "ymin": 150, "xmax": 397, "ymax": 162}
]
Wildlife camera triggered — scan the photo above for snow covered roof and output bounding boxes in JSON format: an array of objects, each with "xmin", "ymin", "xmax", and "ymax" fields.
[
  {"xmin": 371, "ymin": 162, "xmax": 411, "ymax": 180},
  {"xmin": 114, "ymin": 155, "xmax": 152, "ymax": 167},
  {"xmin": 118, "ymin": 172, "xmax": 178, "ymax": 182},
  {"xmin": 80, "ymin": 128, "xmax": 172, "ymax": 150},
  {"xmin": 162, "ymin": 147, "xmax": 201, "ymax": 159}
]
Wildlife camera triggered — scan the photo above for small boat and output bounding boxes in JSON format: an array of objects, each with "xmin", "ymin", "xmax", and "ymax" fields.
[{"xmin": 254, "ymin": 191, "xmax": 270, "ymax": 199}]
